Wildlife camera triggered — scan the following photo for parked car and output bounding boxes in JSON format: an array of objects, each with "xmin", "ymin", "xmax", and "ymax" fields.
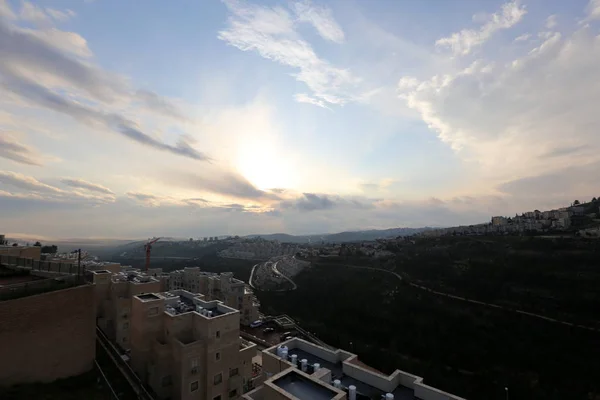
[
  {"xmin": 263, "ymin": 327, "xmax": 275, "ymax": 333},
  {"xmin": 250, "ymin": 320, "xmax": 263, "ymax": 328}
]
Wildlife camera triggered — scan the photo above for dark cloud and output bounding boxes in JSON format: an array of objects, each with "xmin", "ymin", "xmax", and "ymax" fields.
[
  {"xmin": 540, "ymin": 145, "xmax": 587, "ymax": 159},
  {"xmin": 280, "ymin": 193, "xmax": 373, "ymax": 212},
  {"xmin": 126, "ymin": 192, "xmax": 159, "ymax": 202},
  {"xmin": 60, "ymin": 178, "xmax": 114, "ymax": 195},
  {"xmin": 0, "ymin": 135, "xmax": 42, "ymax": 166},
  {"xmin": 159, "ymin": 169, "xmax": 277, "ymax": 201}
]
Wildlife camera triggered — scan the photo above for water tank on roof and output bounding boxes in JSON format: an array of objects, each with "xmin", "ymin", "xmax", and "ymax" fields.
[{"xmin": 348, "ymin": 385, "xmax": 356, "ymax": 400}]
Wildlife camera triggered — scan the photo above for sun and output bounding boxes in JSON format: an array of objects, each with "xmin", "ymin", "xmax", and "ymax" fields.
[{"xmin": 235, "ymin": 138, "xmax": 296, "ymax": 191}]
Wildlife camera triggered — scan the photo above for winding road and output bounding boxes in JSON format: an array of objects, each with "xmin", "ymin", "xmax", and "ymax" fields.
[{"xmin": 336, "ymin": 264, "xmax": 600, "ymax": 333}]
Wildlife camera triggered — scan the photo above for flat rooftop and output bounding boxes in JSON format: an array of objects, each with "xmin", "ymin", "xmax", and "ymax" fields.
[
  {"xmin": 137, "ymin": 293, "xmax": 161, "ymax": 301},
  {"xmin": 273, "ymin": 371, "xmax": 338, "ymax": 400},
  {"xmin": 161, "ymin": 291, "xmax": 233, "ymax": 317},
  {"xmin": 282, "ymin": 348, "xmax": 415, "ymax": 400}
]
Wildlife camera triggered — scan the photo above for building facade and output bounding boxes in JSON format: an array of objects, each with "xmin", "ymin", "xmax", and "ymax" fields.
[
  {"xmin": 130, "ymin": 289, "xmax": 256, "ymax": 400},
  {"xmin": 0, "ymin": 264, "xmax": 95, "ymax": 385},
  {"xmin": 91, "ymin": 268, "xmax": 163, "ymax": 349}
]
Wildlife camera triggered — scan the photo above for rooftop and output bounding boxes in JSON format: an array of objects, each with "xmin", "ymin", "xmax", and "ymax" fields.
[
  {"xmin": 273, "ymin": 371, "xmax": 339, "ymax": 400},
  {"xmin": 161, "ymin": 290, "xmax": 238, "ymax": 318},
  {"xmin": 137, "ymin": 293, "xmax": 161, "ymax": 301},
  {"xmin": 270, "ymin": 339, "xmax": 417, "ymax": 400}
]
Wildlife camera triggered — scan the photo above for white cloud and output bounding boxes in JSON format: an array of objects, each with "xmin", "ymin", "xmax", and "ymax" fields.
[
  {"xmin": 45, "ymin": 8, "xmax": 76, "ymax": 22},
  {"xmin": 585, "ymin": 0, "xmax": 600, "ymax": 21},
  {"xmin": 514, "ymin": 33, "xmax": 531, "ymax": 42},
  {"xmin": 218, "ymin": 0, "xmax": 360, "ymax": 107},
  {"xmin": 61, "ymin": 178, "xmax": 114, "ymax": 195},
  {"xmin": 0, "ymin": 0, "xmax": 16, "ymax": 19},
  {"xmin": 401, "ymin": 26, "xmax": 600, "ymax": 188},
  {"xmin": 294, "ymin": 93, "xmax": 331, "ymax": 109},
  {"xmin": 292, "ymin": 0, "xmax": 344, "ymax": 43},
  {"xmin": 20, "ymin": 1, "xmax": 49, "ymax": 24},
  {"xmin": 19, "ymin": 27, "xmax": 92, "ymax": 58},
  {"xmin": 545, "ymin": 14, "xmax": 557, "ymax": 29},
  {"xmin": 435, "ymin": 1, "xmax": 527, "ymax": 56}
]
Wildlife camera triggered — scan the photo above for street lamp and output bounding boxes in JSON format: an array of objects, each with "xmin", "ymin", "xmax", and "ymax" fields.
[{"xmin": 505, "ymin": 387, "xmax": 509, "ymax": 400}]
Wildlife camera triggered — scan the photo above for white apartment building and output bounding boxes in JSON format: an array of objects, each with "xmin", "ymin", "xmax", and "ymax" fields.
[
  {"xmin": 167, "ymin": 267, "xmax": 260, "ymax": 326},
  {"xmin": 243, "ymin": 337, "xmax": 465, "ymax": 400},
  {"xmin": 131, "ymin": 289, "xmax": 256, "ymax": 400}
]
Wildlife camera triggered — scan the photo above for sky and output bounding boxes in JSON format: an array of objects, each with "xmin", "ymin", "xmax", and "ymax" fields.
[{"xmin": 1, "ymin": 0, "xmax": 600, "ymax": 239}]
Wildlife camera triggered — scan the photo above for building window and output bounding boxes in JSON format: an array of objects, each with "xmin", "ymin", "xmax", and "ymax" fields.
[
  {"xmin": 191, "ymin": 381, "xmax": 199, "ymax": 392},
  {"xmin": 148, "ymin": 307, "xmax": 159, "ymax": 316},
  {"xmin": 123, "ymin": 322, "xmax": 129, "ymax": 329},
  {"xmin": 229, "ymin": 368, "xmax": 238, "ymax": 377},
  {"xmin": 229, "ymin": 389, "xmax": 237, "ymax": 398},
  {"xmin": 122, "ymin": 337, "xmax": 127, "ymax": 343},
  {"xmin": 191, "ymin": 358, "xmax": 198, "ymax": 374},
  {"xmin": 214, "ymin": 373, "xmax": 222, "ymax": 385},
  {"xmin": 216, "ymin": 352, "xmax": 221, "ymax": 361},
  {"xmin": 161, "ymin": 375, "xmax": 172, "ymax": 387},
  {"xmin": 216, "ymin": 330, "xmax": 220, "ymax": 338}
]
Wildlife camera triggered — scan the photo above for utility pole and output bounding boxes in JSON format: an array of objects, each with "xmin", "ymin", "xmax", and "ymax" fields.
[
  {"xmin": 505, "ymin": 387, "xmax": 509, "ymax": 400},
  {"xmin": 77, "ymin": 249, "xmax": 81, "ymax": 277}
]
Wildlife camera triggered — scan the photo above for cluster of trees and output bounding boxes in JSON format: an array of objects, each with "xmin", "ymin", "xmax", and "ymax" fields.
[{"xmin": 256, "ymin": 237, "xmax": 600, "ymax": 399}]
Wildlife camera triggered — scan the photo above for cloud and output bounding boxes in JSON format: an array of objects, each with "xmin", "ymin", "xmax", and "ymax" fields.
[
  {"xmin": 0, "ymin": 0, "xmax": 16, "ymax": 20},
  {"xmin": 540, "ymin": 145, "xmax": 588, "ymax": 159},
  {"xmin": 399, "ymin": 26, "xmax": 600, "ymax": 184},
  {"xmin": 60, "ymin": 178, "xmax": 114, "ymax": 195},
  {"xmin": 19, "ymin": 1, "xmax": 49, "ymax": 24},
  {"xmin": 0, "ymin": 170, "xmax": 65, "ymax": 194},
  {"xmin": 135, "ymin": 89, "xmax": 187, "ymax": 121},
  {"xmin": 0, "ymin": 63, "xmax": 209, "ymax": 161},
  {"xmin": 44, "ymin": 8, "xmax": 76, "ymax": 22},
  {"xmin": 21, "ymin": 27, "xmax": 92, "ymax": 58},
  {"xmin": 584, "ymin": 0, "xmax": 600, "ymax": 22},
  {"xmin": 435, "ymin": 1, "xmax": 526, "ymax": 55},
  {"xmin": 218, "ymin": 0, "xmax": 360, "ymax": 107},
  {"xmin": 294, "ymin": 93, "xmax": 331, "ymax": 109},
  {"xmin": 0, "ymin": 17, "xmax": 193, "ymax": 130},
  {"xmin": 0, "ymin": 134, "xmax": 42, "ymax": 166},
  {"xmin": 158, "ymin": 169, "xmax": 276, "ymax": 201},
  {"xmin": 514, "ymin": 33, "xmax": 531, "ymax": 42},
  {"xmin": 292, "ymin": 0, "xmax": 344, "ymax": 43},
  {"xmin": 279, "ymin": 192, "xmax": 374, "ymax": 212},
  {"xmin": 545, "ymin": 14, "xmax": 557, "ymax": 29}
]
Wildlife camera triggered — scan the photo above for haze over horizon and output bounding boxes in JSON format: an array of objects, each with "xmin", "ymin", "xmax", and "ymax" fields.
[{"xmin": 1, "ymin": 0, "xmax": 600, "ymax": 238}]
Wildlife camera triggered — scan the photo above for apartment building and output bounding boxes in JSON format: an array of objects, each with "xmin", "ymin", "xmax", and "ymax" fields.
[
  {"xmin": 0, "ymin": 244, "xmax": 41, "ymax": 260},
  {"xmin": 91, "ymin": 268, "xmax": 162, "ymax": 349},
  {"xmin": 243, "ymin": 337, "xmax": 465, "ymax": 400},
  {"xmin": 130, "ymin": 289, "xmax": 256, "ymax": 400},
  {"xmin": 167, "ymin": 267, "xmax": 260, "ymax": 326}
]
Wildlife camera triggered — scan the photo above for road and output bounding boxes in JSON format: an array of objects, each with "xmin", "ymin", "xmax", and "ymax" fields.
[
  {"xmin": 249, "ymin": 258, "xmax": 298, "ymax": 291},
  {"xmin": 336, "ymin": 264, "xmax": 600, "ymax": 333},
  {"xmin": 271, "ymin": 260, "xmax": 298, "ymax": 290}
]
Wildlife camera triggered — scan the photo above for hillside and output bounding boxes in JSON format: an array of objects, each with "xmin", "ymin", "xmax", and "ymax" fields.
[{"xmin": 256, "ymin": 235, "xmax": 600, "ymax": 400}]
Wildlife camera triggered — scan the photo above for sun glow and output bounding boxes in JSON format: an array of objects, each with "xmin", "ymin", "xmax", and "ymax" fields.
[{"xmin": 236, "ymin": 137, "xmax": 297, "ymax": 191}]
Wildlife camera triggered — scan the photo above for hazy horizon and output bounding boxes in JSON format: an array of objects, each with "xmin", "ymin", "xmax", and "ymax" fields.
[{"xmin": 2, "ymin": 0, "xmax": 600, "ymax": 237}]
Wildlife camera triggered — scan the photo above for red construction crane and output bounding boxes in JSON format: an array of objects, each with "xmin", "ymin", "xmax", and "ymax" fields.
[{"xmin": 144, "ymin": 237, "xmax": 161, "ymax": 272}]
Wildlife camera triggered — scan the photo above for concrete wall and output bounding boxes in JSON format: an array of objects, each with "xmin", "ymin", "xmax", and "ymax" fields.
[
  {"xmin": 0, "ymin": 246, "xmax": 41, "ymax": 261},
  {"xmin": 415, "ymin": 383, "xmax": 467, "ymax": 400},
  {"xmin": 0, "ymin": 284, "xmax": 96, "ymax": 385}
]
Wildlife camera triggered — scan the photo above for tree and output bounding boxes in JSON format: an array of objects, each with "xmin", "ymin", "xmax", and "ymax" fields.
[
  {"xmin": 41, "ymin": 245, "xmax": 58, "ymax": 253},
  {"xmin": 34, "ymin": 241, "xmax": 42, "ymax": 247},
  {"xmin": 574, "ymin": 200, "xmax": 580, "ymax": 205}
]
